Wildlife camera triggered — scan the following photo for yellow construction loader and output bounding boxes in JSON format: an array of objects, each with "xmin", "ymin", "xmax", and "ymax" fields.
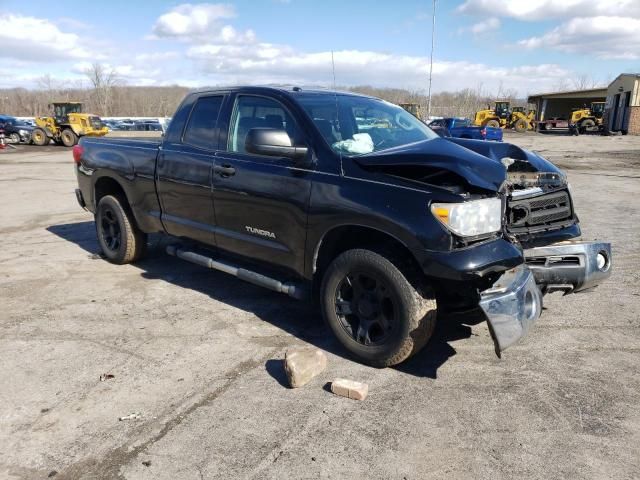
[
  {"xmin": 473, "ymin": 101, "xmax": 535, "ymax": 133},
  {"xmin": 569, "ymin": 101, "xmax": 605, "ymax": 134},
  {"xmin": 32, "ymin": 102, "xmax": 108, "ymax": 147},
  {"xmin": 399, "ymin": 103, "xmax": 423, "ymax": 120}
]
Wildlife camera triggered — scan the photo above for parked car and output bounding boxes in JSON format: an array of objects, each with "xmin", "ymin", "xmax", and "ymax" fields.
[
  {"xmin": 73, "ymin": 86, "xmax": 611, "ymax": 367},
  {"xmin": 429, "ymin": 124, "xmax": 451, "ymax": 138},
  {"xmin": 429, "ymin": 117, "xmax": 502, "ymax": 141},
  {"xmin": 0, "ymin": 115, "xmax": 33, "ymax": 143},
  {"xmin": 133, "ymin": 120, "xmax": 163, "ymax": 132}
]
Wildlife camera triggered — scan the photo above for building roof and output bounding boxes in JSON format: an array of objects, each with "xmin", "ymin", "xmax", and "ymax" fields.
[
  {"xmin": 609, "ymin": 73, "xmax": 640, "ymax": 84},
  {"xmin": 527, "ymin": 87, "xmax": 607, "ymax": 103}
]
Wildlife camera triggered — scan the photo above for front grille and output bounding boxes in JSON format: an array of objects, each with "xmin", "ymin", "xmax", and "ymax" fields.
[{"xmin": 507, "ymin": 190, "xmax": 573, "ymax": 232}]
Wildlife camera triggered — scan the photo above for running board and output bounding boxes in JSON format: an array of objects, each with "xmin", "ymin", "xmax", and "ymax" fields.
[{"xmin": 166, "ymin": 245, "xmax": 305, "ymax": 300}]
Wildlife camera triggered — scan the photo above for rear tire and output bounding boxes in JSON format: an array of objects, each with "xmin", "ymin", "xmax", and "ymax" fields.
[
  {"xmin": 32, "ymin": 128, "xmax": 49, "ymax": 146},
  {"xmin": 320, "ymin": 249, "xmax": 437, "ymax": 367},
  {"xmin": 95, "ymin": 195, "xmax": 146, "ymax": 264},
  {"xmin": 485, "ymin": 119, "xmax": 500, "ymax": 129},
  {"xmin": 9, "ymin": 132, "xmax": 20, "ymax": 143},
  {"xmin": 514, "ymin": 119, "xmax": 528, "ymax": 133},
  {"xmin": 61, "ymin": 129, "xmax": 78, "ymax": 147},
  {"xmin": 580, "ymin": 119, "xmax": 595, "ymax": 134}
]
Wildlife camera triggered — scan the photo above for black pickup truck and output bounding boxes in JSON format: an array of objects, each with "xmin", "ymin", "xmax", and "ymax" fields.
[{"xmin": 74, "ymin": 86, "xmax": 611, "ymax": 366}]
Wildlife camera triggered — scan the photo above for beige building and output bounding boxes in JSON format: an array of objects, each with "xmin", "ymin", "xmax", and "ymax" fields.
[
  {"xmin": 604, "ymin": 73, "xmax": 640, "ymax": 135},
  {"xmin": 527, "ymin": 88, "xmax": 607, "ymax": 122}
]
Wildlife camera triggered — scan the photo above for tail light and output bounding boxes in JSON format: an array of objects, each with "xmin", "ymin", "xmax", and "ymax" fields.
[
  {"xmin": 481, "ymin": 128, "xmax": 487, "ymax": 138},
  {"xmin": 72, "ymin": 144, "xmax": 84, "ymax": 165}
]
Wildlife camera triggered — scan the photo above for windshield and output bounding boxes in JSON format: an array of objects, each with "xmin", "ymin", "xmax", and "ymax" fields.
[
  {"xmin": 297, "ymin": 94, "xmax": 438, "ymax": 156},
  {"xmin": 54, "ymin": 104, "xmax": 82, "ymax": 116}
]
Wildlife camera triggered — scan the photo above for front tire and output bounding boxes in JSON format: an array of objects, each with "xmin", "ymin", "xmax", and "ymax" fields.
[
  {"xmin": 61, "ymin": 129, "xmax": 78, "ymax": 147},
  {"xmin": 320, "ymin": 249, "xmax": 437, "ymax": 367},
  {"xmin": 95, "ymin": 195, "xmax": 146, "ymax": 264},
  {"xmin": 32, "ymin": 128, "xmax": 50, "ymax": 146}
]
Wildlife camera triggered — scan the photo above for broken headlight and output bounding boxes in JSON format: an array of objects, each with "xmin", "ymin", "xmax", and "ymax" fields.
[
  {"xmin": 507, "ymin": 171, "xmax": 567, "ymax": 188},
  {"xmin": 431, "ymin": 197, "xmax": 502, "ymax": 237}
]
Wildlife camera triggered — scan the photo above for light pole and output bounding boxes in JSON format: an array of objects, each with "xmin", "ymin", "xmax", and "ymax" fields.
[{"xmin": 427, "ymin": 0, "xmax": 437, "ymax": 120}]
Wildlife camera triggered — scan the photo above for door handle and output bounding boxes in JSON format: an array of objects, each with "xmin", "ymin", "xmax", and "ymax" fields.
[{"xmin": 213, "ymin": 164, "xmax": 236, "ymax": 177}]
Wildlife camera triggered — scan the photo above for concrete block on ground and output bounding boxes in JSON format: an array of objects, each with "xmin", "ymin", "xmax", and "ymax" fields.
[
  {"xmin": 283, "ymin": 347, "xmax": 327, "ymax": 388},
  {"xmin": 330, "ymin": 378, "xmax": 368, "ymax": 400}
]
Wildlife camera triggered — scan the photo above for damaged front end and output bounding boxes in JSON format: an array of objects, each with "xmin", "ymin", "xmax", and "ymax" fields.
[
  {"xmin": 356, "ymin": 138, "xmax": 612, "ymax": 356},
  {"xmin": 481, "ymin": 150, "xmax": 612, "ymax": 355}
]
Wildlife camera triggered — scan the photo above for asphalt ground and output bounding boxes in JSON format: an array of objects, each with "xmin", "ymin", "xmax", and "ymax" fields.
[{"xmin": 1, "ymin": 133, "xmax": 639, "ymax": 479}]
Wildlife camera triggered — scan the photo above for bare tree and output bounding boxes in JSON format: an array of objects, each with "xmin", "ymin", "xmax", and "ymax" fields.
[
  {"xmin": 84, "ymin": 63, "xmax": 120, "ymax": 116},
  {"xmin": 572, "ymin": 74, "xmax": 600, "ymax": 90},
  {"xmin": 553, "ymin": 78, "xmax": 571, "ymax": 92}
]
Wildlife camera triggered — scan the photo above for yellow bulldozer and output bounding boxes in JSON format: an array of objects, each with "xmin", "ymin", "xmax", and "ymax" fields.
[
  {"xmin": 473, "ymin": 101, "xmax": 535, "ymax": 133},
  {"xmin": 569, "ymin": 101, "xmax": 605, "ymax": 134},
  {"xmin": 399, "ymin": 103, "xmax": 423, "ymax": 120},
  {"xmin": 32, "ymin": 102, "xmax": 108, "ymax": 147}
]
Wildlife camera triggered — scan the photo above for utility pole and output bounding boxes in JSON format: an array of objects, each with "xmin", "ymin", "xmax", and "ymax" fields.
[{"xmin": 427, "ymin": 0, "xmax": 437, "ymax": 120}]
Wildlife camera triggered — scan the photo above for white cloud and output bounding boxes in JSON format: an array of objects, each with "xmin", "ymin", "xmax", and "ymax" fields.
[
  {"xmin": 457, "ymin": 0, "xmax": 640, "ymax": 21},
  {"xmin": 519, "ymin": 16, "xmax": 640, "ymax": 59},
  {"xmin": 0, "ymin": 4, "xmax": 576, "ymax": 95},
  {"xmin": 0, "ymin": 14, "xmax": 93, "ymax": 61},
  {"xmin": 185, "ymin": 42, "xmax": 569, "ymax": 94},
  {"xmin": 151, "ymin": 3, "xmax": 255, "ymax": 43},
  {"xmin": 134, "ymin": 51, "xmax": 180, "ymax": 62},
  {"xmin": 70, "ymin": 61, "xmax": 163, "ymax": 86},
  {"xmin": 459, "ymin": 17, "xmax": 500, "ymax": 35}
]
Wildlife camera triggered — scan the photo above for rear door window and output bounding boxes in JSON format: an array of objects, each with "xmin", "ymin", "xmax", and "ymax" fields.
[{"xmin": 183, "ymin": 96, "xmax": 224, "ymax": 150}]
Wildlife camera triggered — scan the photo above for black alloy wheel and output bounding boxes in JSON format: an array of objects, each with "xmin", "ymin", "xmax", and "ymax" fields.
[
  {"xmin": 334, "ymin": 271, "xmax": 397, "ymax": 346},
  {"xmin": 100, "ymin": 205, "xmax": 122, "ymax": 253},
  {"xmin": 95, "ymin": 195, "xmax": 146, "ymax": 264},
  {"xmin": 320, "ymin": 248, "xmax": 437, "ymax": 367}
]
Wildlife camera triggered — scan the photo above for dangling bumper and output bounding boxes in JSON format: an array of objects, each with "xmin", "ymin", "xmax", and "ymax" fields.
[{"xmin": 479, "ymin": 241, "xmax": 612, "ymax": 356}]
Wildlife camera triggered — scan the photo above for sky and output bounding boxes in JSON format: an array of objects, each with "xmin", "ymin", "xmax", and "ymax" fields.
[{"xmin": 1, "ymin": 0, "xmax": 639, "ymax": 96}]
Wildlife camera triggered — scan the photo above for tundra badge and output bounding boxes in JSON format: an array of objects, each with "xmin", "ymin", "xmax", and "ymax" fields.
[{"xmin": 246, "ymin": 226, "xmax": 276, "ymax": 239}]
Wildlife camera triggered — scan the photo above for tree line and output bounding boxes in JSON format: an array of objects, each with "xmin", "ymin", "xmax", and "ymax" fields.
[{"xmin": 0, "ymin": 64, "xmax": 524, "ymax": 119}]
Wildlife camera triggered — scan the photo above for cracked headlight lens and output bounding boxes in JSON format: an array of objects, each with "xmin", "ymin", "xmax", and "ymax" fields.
[{"xmin": 431, "ymin": 197, "xmax": 502, "ymax": 237}]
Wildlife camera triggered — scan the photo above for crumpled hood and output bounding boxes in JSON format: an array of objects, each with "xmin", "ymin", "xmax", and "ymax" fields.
[
  {"xmin": 354, "ymin": 138, "xmax": 507, "ymax": 192},
  {"xmin": 448, "ymin": 137, "xmax": 561, "ymax": 174},
  {"xmin": 354, "ymin": 137, "xmax": 561, "ymax": 192}
]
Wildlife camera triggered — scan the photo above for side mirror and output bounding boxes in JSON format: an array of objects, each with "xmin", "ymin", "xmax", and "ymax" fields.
[{"xmin": 245, "ymin": 128, "xmax": 309, "ymax": 162}]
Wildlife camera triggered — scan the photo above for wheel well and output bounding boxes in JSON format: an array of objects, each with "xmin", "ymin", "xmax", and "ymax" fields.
[
  {"xmin": 94, "ymin": 177, "xmax": 128, "ymax": 207},
  {"xmin": 313, "ymin": 225, "xmax": 426, "ymax": 292}
]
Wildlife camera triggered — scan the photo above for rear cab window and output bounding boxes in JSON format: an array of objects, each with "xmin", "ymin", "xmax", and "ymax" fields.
[{"xmin": 182, "ymin": 95, "xmax": 224, "ymax": 150}]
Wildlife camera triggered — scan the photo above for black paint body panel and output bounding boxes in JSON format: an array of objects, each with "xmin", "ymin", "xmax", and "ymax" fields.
[{"xmin": 76, "ymin": 86, "xmax": 581, "ymax": 288}]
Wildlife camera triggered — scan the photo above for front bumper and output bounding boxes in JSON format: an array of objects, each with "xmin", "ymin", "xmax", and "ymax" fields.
[
  {"xmin": 524, "ymin": 241, "xmax": 612, "ymax": 294},
  {"xmin": 479, "ymin": 240, "xmax": 612, "ymax": 356},
  {"xmin": 479, "ymin": 265, "xmax": 542, "ymax": 356}
]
